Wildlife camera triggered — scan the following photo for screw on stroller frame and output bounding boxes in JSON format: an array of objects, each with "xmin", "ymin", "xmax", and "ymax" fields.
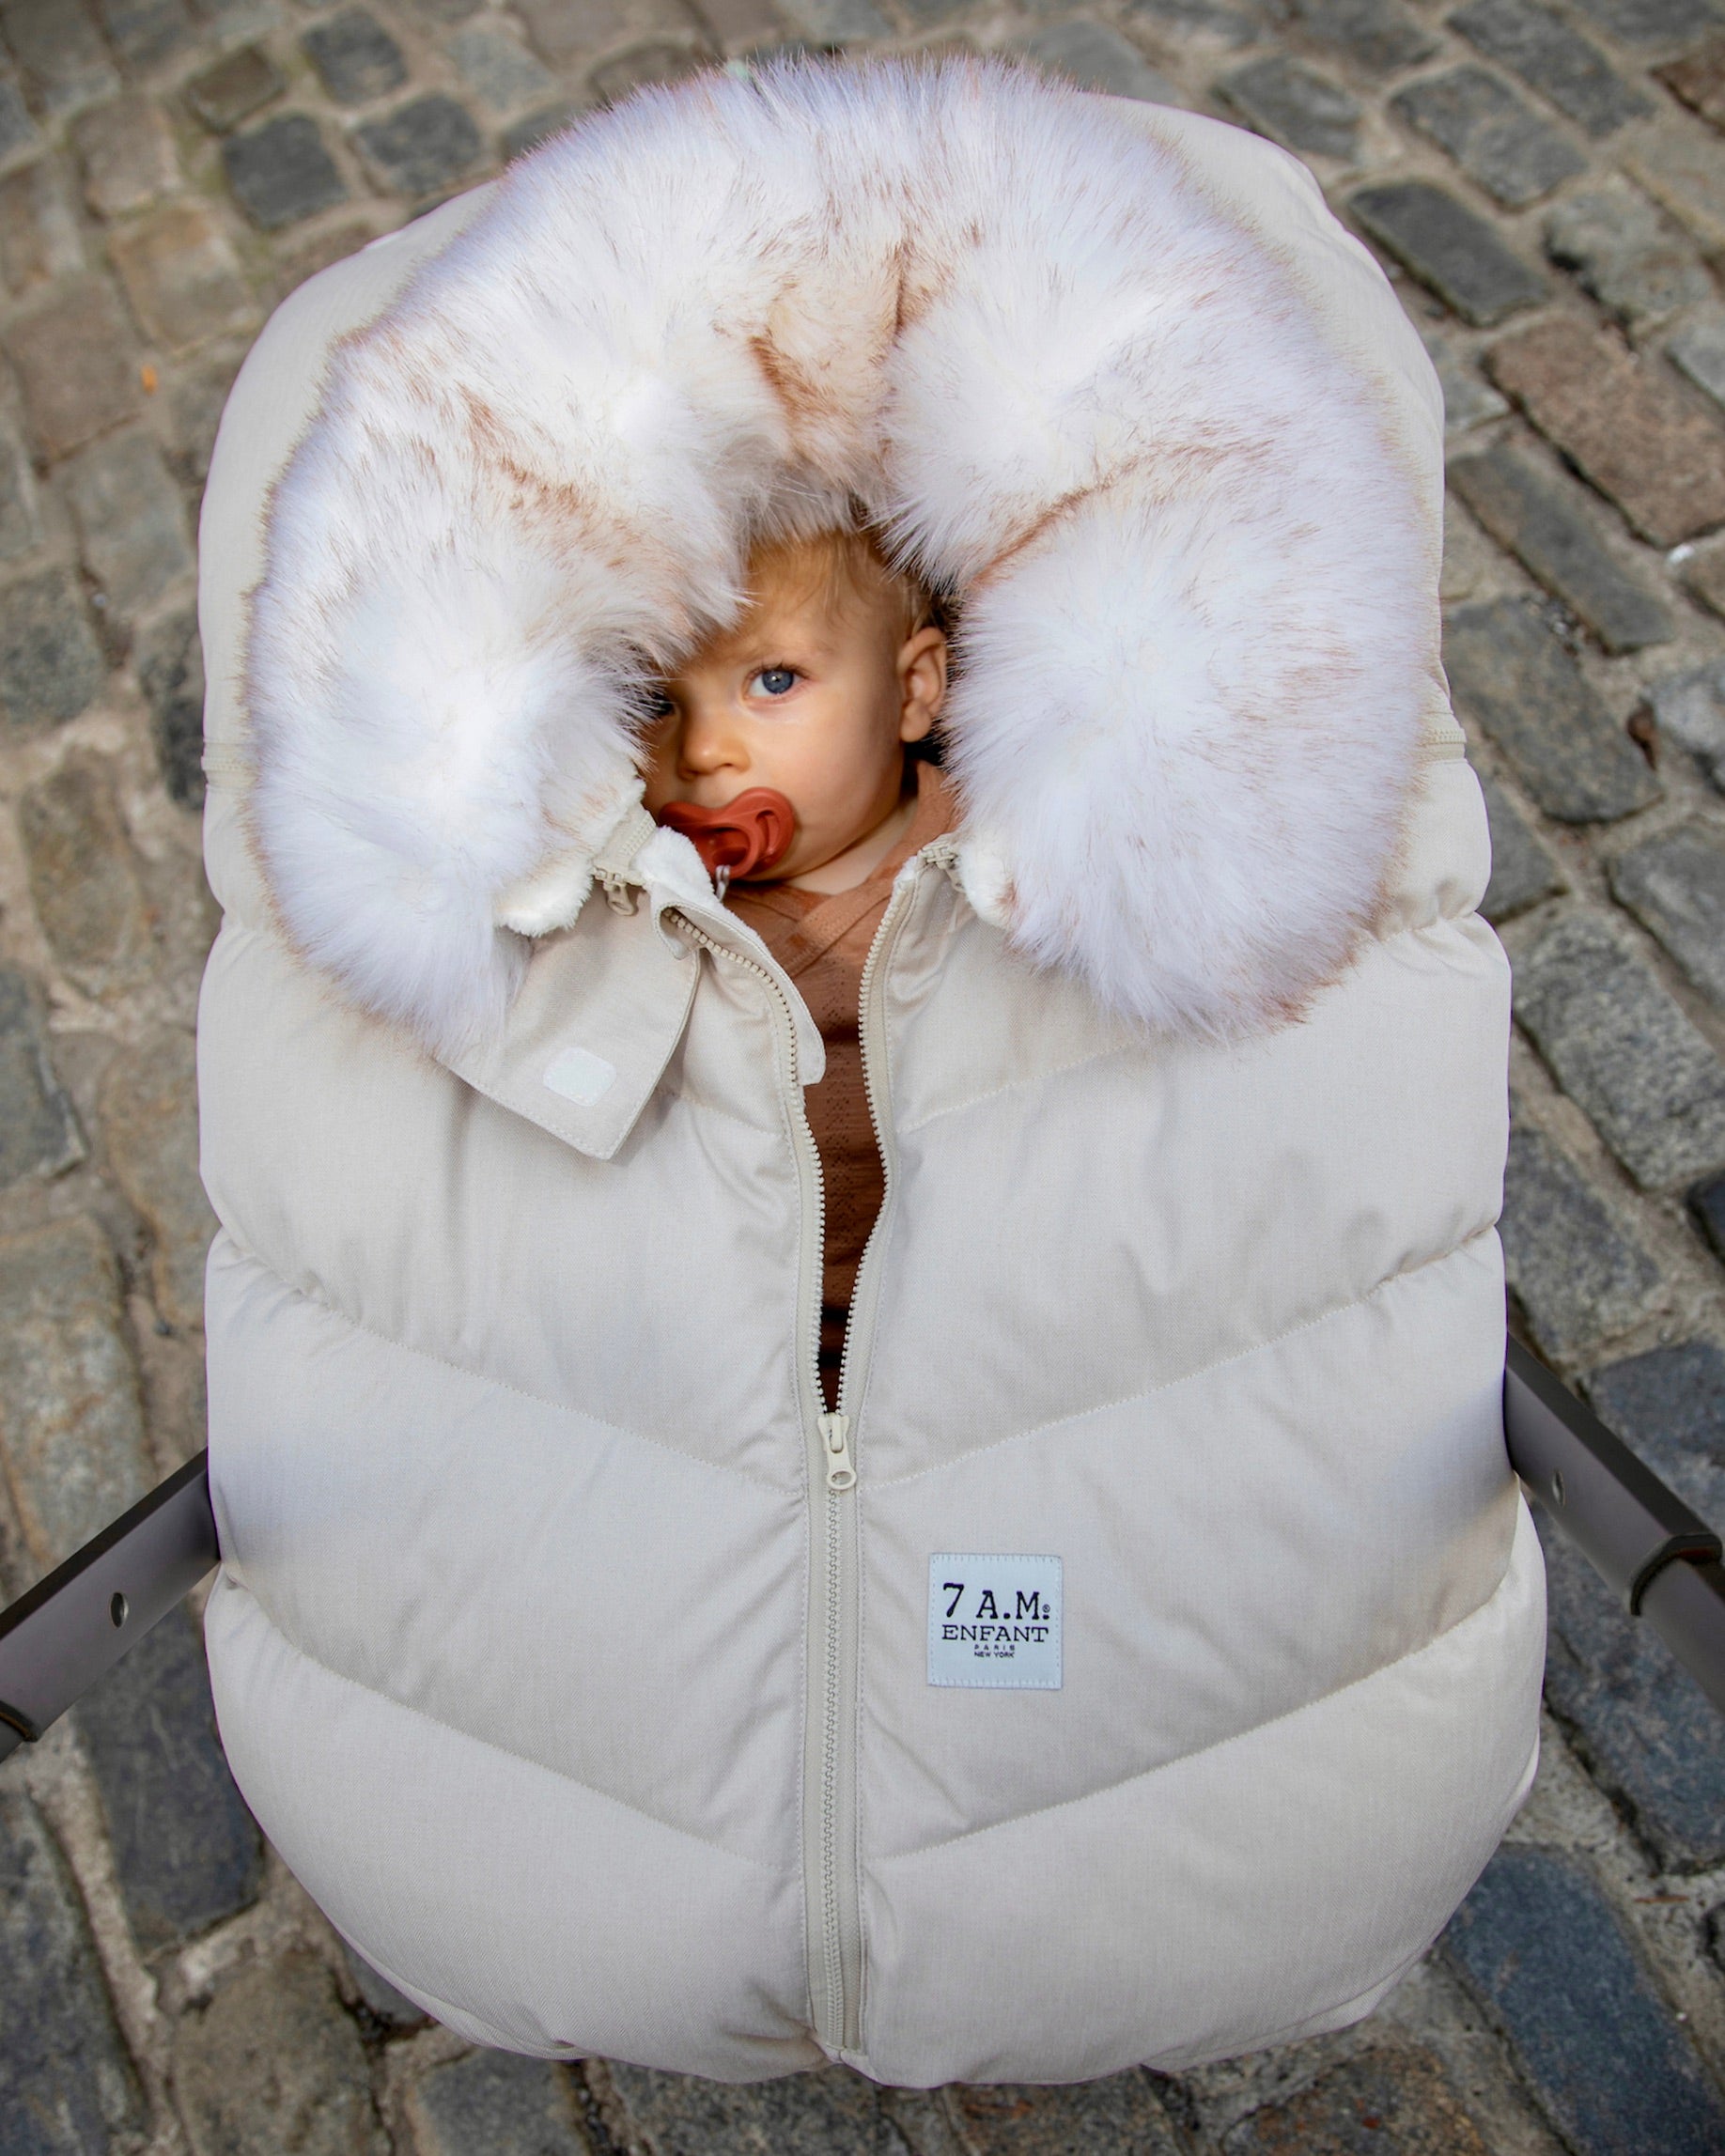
[{"xmin": 0, "ymin": 1341, "xmax": 1719, "ymax": 1766}]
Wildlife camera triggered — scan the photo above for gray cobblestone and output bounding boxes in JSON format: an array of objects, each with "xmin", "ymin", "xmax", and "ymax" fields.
[
  {"xmin": 19, "ymin": 753, "xmax": 156, "ymax": 997},
  {"xmin": 65, "ymin": 429, "xmax": 194, "ymax": 615},
  {"xmin": 99, "ymin": 0, "xmax": 195, "ymax": 76},
  {"xmin": 1481, "ymin": 773, "xmax": 1567, "ymax": 919},
  {"xmin": 590, "ymin": 40, "xmax": 713, "ymax": 102},
  {"xmin": 186, "ymin": 43, "xmax": 286, "ymax": 133},
  {"xmin": 136, "ymin": 605, "xmax": 207, "ymax": 806},
  {"xmin": 0, "ymin": 1788, "xmax": 147, "ymax": 2152},
  {"xmin": 0, "ymin": 0, "xmax": 119, "ymax": 117},
  {"xmin": 1449, "ymin": 0, "xmax": 1652, "ymax": 135},
  {"xmin": 1541, "ymin": 1518, "xmax": 1725, "ymax": 1869},
  {"xmin": 0, "ymin": 79, "xmax": 38, "ymax": 175},
  {"xmin": 1219, "ymin": 54, "xmax": 1360, "ymax": 157},
  {"xmin": 1443, "ymin": 598, "xmax": 1661, "ymax": 819},
  {"xmin": 1021, "ymin": 23, "xmax": 1178, "ymax": 101},
  {"xmin": 1446, "ymin": 1845, "xmax": 1725, "ymax": 2146},
  {"xmin": 950, "ymin": 2075, "xmax": 1188, "ymax": 2153},
  {"xmin": 6, "ymin": 276, "xmax": 139, "ymax": 458},
  {"xmin": 0, "ymin": 416, "xmax": 42, "ymax": 564},
  {"xmin": 515, "ymin": 0, "xmax": 705, "ymax": 67},
  {"xmin": 167, "ymin": 339, "xmax": 247, "ymax": 483},
  {"xmin": 1448, "ymin": 446, "xmax": 1674, "ymax": 652},
  {"xmin": 500, "ymin": 98, "xmax": 584, "ymax": 160},
  {"xmin": 110, "ymin": 197, "xmax": 252, "ymax": 353},
  {"xmin": 0, "ymin": 1214, "xmax": 150, "ymax": 1576},
  {"xmin": 71, "ymin": 92, "xmax": 178, "ymax": 217},
  {"xmin": 1394, "ymin": 64, "xmax": 1586, "ymax": 208},
  {"xmin": 1610, "ymin": 822, "xmax": 1725, "ymax": 1006},
  {"xmin": 1667, "ymin": 299, "xmax": 1725, "ymax": 411},
  {"xmin": 343, "ymin": 1943, "xmax": 427, "ymax": 2028},
  {"xmin": 76, "ymin": 1605, "xmax": 263, "ymax": 1953},
  {"xmin": 0, "ymin": 964, "xmax": 84, "ymax": 1190},
  {"xmin": 355, "ymin": 92, "xmax": 483, "ymax": 195},
  {"xmin": 197, "ymin": 0, "xmax": 284, "ymax": 37},
  {"xmin": 1221, "ymin": 2045, "xmax": 1488, "ymax": 2152},
  {"xmin": 1350, "ymin": 181, "xmax": 1547, "ymax": 323},
  {"xmin": 1570, "ymin": 0, "xmax": 1724, "ymax": 39},
  {"xmin": 446, "ymin": 23, "xmax": 558, "ymax": 113},
  {"xmin": 1130, "ymin": 0, "xmax": 1264, "ymax": 43},
  {"xmin": 100, "ymin": 1027, "xmax": 216, "ymax": 1328},
  {"xmin": 1424, "ymin": 331, "xmax": 1510, "ymax": 433},
  {"xmin": 1623, "ymin": 119, "xmax": 1725, "ymax": 255},
  {"xmin": 1501, "ymin": 1121, "xmax": 1660, "ymax": 1351},
  {"xmin": 224, "ymin": 113, "xmax": 349, "ymax": 229},
  {"xmin": 773, "ymin": 0, "xmax": 892, "ymax": 39},
  {"xmin": 1646, "ymin": 658, "xmax": 1725, "ymax": 788},
  {"xmin": 303, "ymin": 8, "xmax": 408, "ymax": 107},
  {"xmin": 697, "ymin": 0, "xmax": 785, "ymax": 44},
  {"xmin": 406, "ymin": 2052, "xmax": 587, "ymax": 2154},
  {"xmin": 0, "ymin": 569, "xmax": 107, "ymax": 736},
  {"xmin": 607, "ymin": 2062, "xmax": 906, "ymax": 2152},
  {"xmin": 1281, "ymin": 0, "xmax": 1438, "ymax": 71},
  {"xmin": 1593, "ymin": 1338, "xmax": 1725, "ymax": 1541},
  {"xmin": 1513, "ymin": 908, "xmax": 1725, "ymax": 1187},
  {"xmin": 0, "ymin": 159, "xmax": 84, "ymax": 296},
  {"xmin": 1545, "ymin": 177, "xmax": 1712, "ymax": 330},
  {"xmin": 175, "ymin": 1951, "xmax": 388, "ymax": 2156}
]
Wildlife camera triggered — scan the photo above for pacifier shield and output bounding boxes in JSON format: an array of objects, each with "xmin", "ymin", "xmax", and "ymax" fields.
[{"xmin": 658, "ymin": 789, "xmax": 796, "ymax": 881}]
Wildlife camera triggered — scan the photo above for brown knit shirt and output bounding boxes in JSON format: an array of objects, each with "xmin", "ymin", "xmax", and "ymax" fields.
[{"xmin": 727, "ymin": 761, "xmax": 956, "ymax": 1407}]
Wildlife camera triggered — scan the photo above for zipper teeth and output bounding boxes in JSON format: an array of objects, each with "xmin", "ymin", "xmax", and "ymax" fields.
[
  {"xmin": 672, "ymin": 914, "xmax": 827, "ymax": 1395},
  {"xmin": 832, "ymin": 852, "xmax": 942, "ymax": 1416},
  {"xmin": 822, "ymin": 1488, "xmax": 844, "ymax": 2023},
  {"xmin": 675, "ymin": 852, "xmax": 939, "ymax": 2061},
  {"xmin": 671, "ymin": 908, "xmax": 841, "ymax": 2040}
]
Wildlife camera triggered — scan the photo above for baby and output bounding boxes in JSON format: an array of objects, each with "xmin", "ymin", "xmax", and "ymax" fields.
[{"xmin": 642, "ymin": 531, "xmax": 951, "ymax": 1405}]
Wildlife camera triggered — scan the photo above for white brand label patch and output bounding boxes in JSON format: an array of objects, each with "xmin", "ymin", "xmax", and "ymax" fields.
[
  {"xmin": 542, "ymin": 1046, "xmax": 617, "ymax": 1107},
  {"xmin": 928, "ymin": 1554, "xmax": 1062, "ymax": 1689}
]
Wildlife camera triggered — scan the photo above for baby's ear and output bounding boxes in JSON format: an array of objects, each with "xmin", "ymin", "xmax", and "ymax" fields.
[{"xmin": 899, "ymin": 626, "xmax": 948, "ymax": 741}]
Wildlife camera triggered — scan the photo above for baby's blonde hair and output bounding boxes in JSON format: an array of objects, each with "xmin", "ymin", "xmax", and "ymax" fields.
[{"xmin": 744, "ymin": 527, "xmax": 936, "ymax": 647}]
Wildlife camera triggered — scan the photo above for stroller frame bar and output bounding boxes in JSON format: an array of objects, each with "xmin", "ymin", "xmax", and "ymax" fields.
[
  {"xmin": 0, "ymin": 1450, "xmax": 216, "ymax": 1766},
  {"xmin": 0, "ymin": 1342, "xmax": 1720, "ymax": 1768}
]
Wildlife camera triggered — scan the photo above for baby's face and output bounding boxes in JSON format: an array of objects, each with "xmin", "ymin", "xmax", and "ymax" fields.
[{"xmin": 642, "ymin": 563, "xmax": 945, "ymax": 887}]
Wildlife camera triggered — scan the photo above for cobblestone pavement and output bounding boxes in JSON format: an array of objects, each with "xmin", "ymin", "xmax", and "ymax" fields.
[{"xmin": 0, "ymin": 0, "xmax": 1723, "ymax": 2150}]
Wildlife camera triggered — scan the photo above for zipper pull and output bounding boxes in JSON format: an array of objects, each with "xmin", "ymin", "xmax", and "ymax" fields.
[{"xmin": 819, "ymin": 1412, "xmax": 856, "ymax": 1492}]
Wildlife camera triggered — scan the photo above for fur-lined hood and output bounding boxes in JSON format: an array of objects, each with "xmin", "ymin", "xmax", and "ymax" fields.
[{"xmin": 245, "ymin": 55, "xmax": 1437, "ymax": 1060}]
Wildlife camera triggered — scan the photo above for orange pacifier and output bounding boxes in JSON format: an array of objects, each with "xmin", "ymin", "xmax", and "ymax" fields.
[{"xmin": 658, "ymin": 788, "xmax": 796, "ymax": 894}]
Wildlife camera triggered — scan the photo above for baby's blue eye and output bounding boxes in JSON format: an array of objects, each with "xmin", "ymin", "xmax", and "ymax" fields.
[{"xmin": 753, "ymin": 667, "xmax": 798, "ymax": 697}]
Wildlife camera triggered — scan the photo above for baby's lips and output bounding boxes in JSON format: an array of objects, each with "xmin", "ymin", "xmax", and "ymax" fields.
[{"xmin": 658, "ymin": 789, "xmax": 796, "ymax": 881}]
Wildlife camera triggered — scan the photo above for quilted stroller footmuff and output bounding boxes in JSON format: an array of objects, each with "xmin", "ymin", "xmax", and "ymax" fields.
[{"xmin": 196, "ymin": 57, "xmax": 1545, "ymax": 2085}]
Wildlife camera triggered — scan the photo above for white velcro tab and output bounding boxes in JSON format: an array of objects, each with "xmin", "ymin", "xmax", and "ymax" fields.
[
  {"xmin": 928, "ymin": 1554, "xmax": 1062, "ymax": 1689},
  {"xmin": 542, "ymin": 1046, "xmax": 617, "ymax": 1107}
]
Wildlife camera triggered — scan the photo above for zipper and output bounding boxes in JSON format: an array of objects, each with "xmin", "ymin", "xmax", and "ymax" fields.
[
  {"xmin": 670, "ymin": 910, "xmax": 829, "ymax": 1417},
  {"xmin": 815, "ymin": 849, "xmax": 945, "ymax": 2058},
  {"xmin": 668, "ymin": 906, "xmax": 849, "ymax": 2047},
  {"xmin": 671, "ymin": 849, "xmax": 942, "ymax": 2063}
]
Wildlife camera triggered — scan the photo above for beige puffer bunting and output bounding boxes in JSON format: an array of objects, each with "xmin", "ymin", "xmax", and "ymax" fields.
[{"xmin": 197, "ymin": 59, "xmax": 1545, "ymax": 2086}]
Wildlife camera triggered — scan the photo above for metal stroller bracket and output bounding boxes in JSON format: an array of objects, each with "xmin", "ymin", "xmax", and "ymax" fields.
[
  {"xmin": 1504, "ymin": 1338, "xmax": 1725, "ymax": 1714},
  {"xmin": 0, "ymin": 1342, "xmax": 1719, "ymax": 1768},
  {"xmin": 0, "ymin": 1451, "xmax": 217, "ymax": 1767}
]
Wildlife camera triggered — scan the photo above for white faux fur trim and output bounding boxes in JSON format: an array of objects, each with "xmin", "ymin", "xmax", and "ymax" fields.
[{"xmin": 246, "ymin": 55, "xmax": 1433, "ymax": 1058}]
